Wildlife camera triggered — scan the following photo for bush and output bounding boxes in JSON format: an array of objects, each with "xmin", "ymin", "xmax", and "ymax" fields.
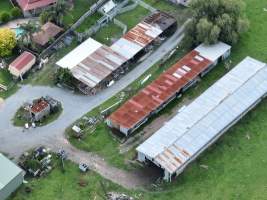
[
  {"xmin": 39, "ymin": 10, "xmax": 50, "ymax": 25},
  {"xmin": 11, "ymin": 7, "xmax": 22, "ymax": 18},
  {"xmin": 0, "ymin": 28, "xmax": 16, "ymax": 57},
  {"xmin": 0, "ymin": 11, "xmax": 11, "ymax": 23}
]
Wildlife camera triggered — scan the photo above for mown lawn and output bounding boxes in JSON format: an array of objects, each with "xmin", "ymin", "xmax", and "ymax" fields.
[
  {"xmin": 75, "ymin": 12, "xmax": 102, "ymax": 33},
  {"xmin": 92, "ymin": 22, "xmax": 123, "ymax": 45},
  {"xmin": 0, "ymin": 69, "xmax": 18, "ymax": 99},
  {"xmin": 116, "ymin": 5, "xmax": 150, "ymax": 29},
  {"xmin": 63, "ymin": 0, "xmax": 97, "ymax": 27},
  {"xmin": 9, "ymin": 159, "xmax": 133, "ymax": 200},
  {"xmin": 0, "ymin": 69, "xmax": 12, "ymax": 86},
  {"xmin": 0, "ymin": 0, "xmax": 13, "ymax": 13}
]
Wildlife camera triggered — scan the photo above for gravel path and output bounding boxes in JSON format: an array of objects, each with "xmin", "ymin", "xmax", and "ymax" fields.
[{"xmin": 0, "ymin": 22, "xmax": 188, "ymax": 189}]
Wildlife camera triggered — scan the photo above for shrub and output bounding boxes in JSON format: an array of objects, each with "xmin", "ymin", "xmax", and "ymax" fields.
[
  {"xmin": 0, "ymin": 11, "xmax": 11, "ymax": 23},
  {"xmin": 11, "ymin": 7, "xmax": 22, "ymax": 18}
]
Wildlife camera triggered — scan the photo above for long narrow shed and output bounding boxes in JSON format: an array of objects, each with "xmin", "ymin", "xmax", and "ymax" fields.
[
  {"xmin": 137, "ymin": 57, "xmax": 267, "ymax": 181},
  {"xmin": 56, "ymin": 38, "xmax": 128, "ymax": 90},
  {"xmin": 107, "ymin": 42, "xmax": 231, "ymax": 135}
]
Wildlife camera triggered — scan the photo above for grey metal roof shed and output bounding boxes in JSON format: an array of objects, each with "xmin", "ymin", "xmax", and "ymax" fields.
[
  {"xmin": 137, "ymin": 57, "xmax": 267, "ymax": 181},
  {"xmin": 0, "ymin": 154, "xmax": 24, "ymax": 200}
]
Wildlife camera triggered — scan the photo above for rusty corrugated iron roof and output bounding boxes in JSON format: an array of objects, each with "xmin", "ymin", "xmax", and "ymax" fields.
[
  {"xmin": 111, "ymin": 11, "xmax": 176, "ymax": 59},
  {"xmin": 108, "ymin": 50, "xmax": 212, "ymax": 129}
]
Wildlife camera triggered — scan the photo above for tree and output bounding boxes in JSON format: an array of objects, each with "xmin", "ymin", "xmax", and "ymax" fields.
[
  {"xmin": 185, "ymin": 0, "xmax": 249, "ymax": 45},
  {"xmin": 48, "ymin": 0, "xmax": 70, "ymax": 25},
  {"xmin": 19, "ymin": 20, "xmax": 40, "ymax": 47},
  {"xmin": 0, "ymin": 28, "xmax": 16, "ymax": 57},
  {"xmin": 54, "ymin": 68, "xmax": 75, "ymax": 87},
  {"xmin": 0, "ymin": 11, "xmax": 11, "ymax": 23},
  {"xmin": 11, "ymin": 7, "xmax": 22, "ymax": 18},
  {"xmin": 39, "ymin": 10, "xmax": 52, "ymax": 25}
]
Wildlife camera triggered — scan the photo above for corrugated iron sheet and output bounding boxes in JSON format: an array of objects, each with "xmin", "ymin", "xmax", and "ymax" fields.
[
  {"xmin": 137, "ymin": 57, "xmax": 267, "ymax": 174},
  {"xmin": 111, "ymin": 11, "xmax": 176, "ymax": 59},
  {"xmin": 108, "ymin": 50, "xmax": 212, "ymax": 129},
  {"xmin": 71, "ymin": 45, "xmax": 128, "ymax": 88}
]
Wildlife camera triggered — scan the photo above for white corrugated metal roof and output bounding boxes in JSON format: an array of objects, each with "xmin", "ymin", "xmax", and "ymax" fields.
[
  {"xmin": 56, "ymin": 38, "xmax": 102, "ymax": 69},
  {"xmin": 56, "ymin": 38, "xmax": 128, "ymax": 88},
  {"xmin": 0, "ymin": 153, "xmax": 23, "ymax": 190},
  {"xmin": 111, "ymin": 38, "xmax": 143, "ymax": 60},
  {"xmin": 110, "ymin": 18, "xmax": 165, "ymax": 60},
  {"xmin": 137, "ymin": 57, "xmax": 267, "ymax": 174},
  {"xmin": 195, "ymin": 42, "xmax": 231, "ymax": 62}
]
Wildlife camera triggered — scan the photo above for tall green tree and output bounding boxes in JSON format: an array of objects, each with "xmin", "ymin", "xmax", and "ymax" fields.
[
  {"xmin": 49, "ymin": 0, "xmax": 70, "ymax": 25},
  {"xmin": 19, "ymin": 20, "xmax": 40, "ymax": 47},
  {"xmin": 185, "ymin": 0, "xmax": 249, "ymax": 45},
  {"xmin": 0, "ymin": 28, "xmax": 16, "ymax": 57}
]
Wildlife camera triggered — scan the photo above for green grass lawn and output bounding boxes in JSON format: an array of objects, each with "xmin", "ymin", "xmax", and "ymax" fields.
[
  {"xmin": 92, "ymin": 22, "xmax": 123, "ymax": 45},
  {"xmin": 9, "ymin": 159, "xmax": 133, "ymax": 200},
  {"xmin": 75, "ymin": 12, "xmax": 102, "ymax": 33},
  {"xmin": 0, "ymin": 0, "xmax": 13, "ymax": 13},
  {"xmin": 63, "ymin": 0, "xmax": 98, "ymax": 27},
  {"xmin": 0, "ymin": 69, "xmax": 19, "ymax": 99},
  {"xmin": 0, "ymin": 69, "xmax": 12, "ymax": 86},
  {"xmin": 116, "ymin": 5, "xmax": 150, "ymax": 29}
]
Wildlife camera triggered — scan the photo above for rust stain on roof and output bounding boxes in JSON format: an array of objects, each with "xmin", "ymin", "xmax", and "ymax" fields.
[
  {"xmin": 31, "ymin": 99, "xmax": 49, "ymax": 113},
  {"xmin": 108, "ymin": 50, "xmax": 212, "ymax": 129}
]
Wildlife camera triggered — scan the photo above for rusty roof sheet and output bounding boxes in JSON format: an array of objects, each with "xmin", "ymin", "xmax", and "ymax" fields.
[
  {"xmin": 108, "ymin": 50, "xmax": 212, "ymax": 129},
  {"xmin": 71, "ymin": 45, "xmax": 128, "ymax": 88},
  {"xmin": 31, "ymin": 99, "xmax": 49, "ymax": 113},
  {"xmin": 111, "ymin": 11, "xmax": 176, "ymax": 59}
]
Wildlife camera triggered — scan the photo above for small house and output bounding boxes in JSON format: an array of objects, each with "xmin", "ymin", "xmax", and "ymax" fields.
[
  {"xmin": 8, "ymin": 51, "xmax": 36, "ymax": 80},
  {"xmin": 0, "ymin": 154, "xmax": 24, "ymax": 200},
  {"xmin": 16, "ymin": 0, "xmax": 57, "ymax": 16},
  {"xmin": 32, "ymin": 22, "xmax": 63, "ymax": 47},
  {"xmin": 30, "ymin": 99, "xmax": 51, "ymax": 122}
]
